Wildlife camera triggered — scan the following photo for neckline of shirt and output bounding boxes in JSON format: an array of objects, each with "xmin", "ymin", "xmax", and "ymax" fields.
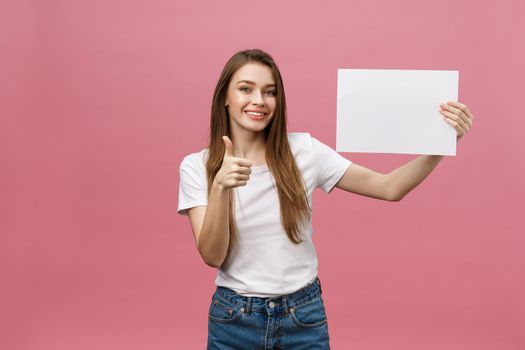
[{"xmin": 251, "ymin": 164, "xmax": 269, "ymax": 173}]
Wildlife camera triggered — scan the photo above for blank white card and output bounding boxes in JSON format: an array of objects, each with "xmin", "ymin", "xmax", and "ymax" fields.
[{"xmin": 336, "ymin": 69, "xmax": 459, "ymax": 155}]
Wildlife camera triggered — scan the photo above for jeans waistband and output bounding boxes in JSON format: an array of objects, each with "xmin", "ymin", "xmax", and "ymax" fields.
[{"xmin": 213, "ymin": 277, "xmax": 323, "ymax": 316}]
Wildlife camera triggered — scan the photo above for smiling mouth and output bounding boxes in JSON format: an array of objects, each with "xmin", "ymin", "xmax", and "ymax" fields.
[{"xmin": 245, "ymin": 111, "xmax": 267, "ymax": 120}]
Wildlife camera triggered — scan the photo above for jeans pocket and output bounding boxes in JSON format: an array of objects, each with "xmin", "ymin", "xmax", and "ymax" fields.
[
  {"xmin": 208, "ymin": 297, "xmax": 243, "ymax": 323},
  {"xmin": 290, "ymin": 296, "xmax": 328, "ymax": 329}
]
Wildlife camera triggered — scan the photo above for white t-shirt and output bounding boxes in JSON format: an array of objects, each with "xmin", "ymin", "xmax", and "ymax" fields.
[{"xmin": 178, "ymin": 132, "xmax": 352, "ymax": 297}]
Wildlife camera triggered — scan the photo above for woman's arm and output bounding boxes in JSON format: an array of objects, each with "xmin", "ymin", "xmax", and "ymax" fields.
[
  {"xmin": 188, "ymin": 182, "xmax": 230, "ymax": 268},
  {"xmin": 187, "ymin": 136, "xmax": 252, "ymax": 267},
  {"xmin": 335, "ymin": 101, "xmax": 474, "ymax": 201},
  {"xmin": 334, "ymin": 153, "xmax": 443, "ymax": 202}
]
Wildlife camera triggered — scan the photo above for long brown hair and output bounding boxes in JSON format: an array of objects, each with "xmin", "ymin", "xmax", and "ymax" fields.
[{"xmin": 206, "ymin": 49, "xmax": 311, "ymax": 264}]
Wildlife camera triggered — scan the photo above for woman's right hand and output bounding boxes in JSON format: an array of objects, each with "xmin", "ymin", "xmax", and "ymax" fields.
[{"xmin": 213, "ymin": 136, "xmax": 252, "ymax": 190}]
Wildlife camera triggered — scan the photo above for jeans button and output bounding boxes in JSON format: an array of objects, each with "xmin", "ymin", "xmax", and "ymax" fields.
[{"xmin": 268, "ymin": 301, "xmax": 275, "ymax": 308}]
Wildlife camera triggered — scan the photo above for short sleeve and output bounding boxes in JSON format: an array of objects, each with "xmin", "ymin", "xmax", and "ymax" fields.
[
  {"xmin": 177, "ymin": 152, "xmax": 208, "ymax": 215},
  {"xmin": 311, "ymin": 136, "xmax": 352, "ymax": 194}
]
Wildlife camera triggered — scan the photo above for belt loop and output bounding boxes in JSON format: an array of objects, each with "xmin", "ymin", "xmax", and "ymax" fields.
[
  {"xmin": 282, "ymin": 297, "xmax": 289, "ymax": 315},
  {"xmin": 245, "ymin": 297, "xmax": 252, "ymax": 315}
]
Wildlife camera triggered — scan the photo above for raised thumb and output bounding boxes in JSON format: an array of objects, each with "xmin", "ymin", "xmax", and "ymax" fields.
[{"xmin": 222, "ymin": 136, "xmax": 233, "ymax": 158}]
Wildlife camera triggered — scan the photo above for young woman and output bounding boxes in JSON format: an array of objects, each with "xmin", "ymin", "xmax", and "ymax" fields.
[{"xmin": 178, "ymin": 49, "xmax": 473, "ymax": 349}]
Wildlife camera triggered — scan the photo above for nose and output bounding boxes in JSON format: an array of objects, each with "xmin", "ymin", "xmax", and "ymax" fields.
[{"xmin": 251, "ymin": 90, "xmax": 265, "ymax": 106}]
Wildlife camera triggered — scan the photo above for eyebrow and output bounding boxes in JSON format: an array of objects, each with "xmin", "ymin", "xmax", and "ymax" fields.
[{"xmin": 236, "ymin": 80, "xmax": 276, "ymax": 88}]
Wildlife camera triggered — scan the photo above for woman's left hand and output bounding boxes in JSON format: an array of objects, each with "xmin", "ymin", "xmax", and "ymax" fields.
[{"xmin": 439, "ymin": 101, "xmax": 474, "ymax": 141}]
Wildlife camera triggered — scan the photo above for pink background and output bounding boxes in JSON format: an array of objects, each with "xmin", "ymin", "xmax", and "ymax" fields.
[{"xmin": 2, "ymin": 0, "xmax": 524, "ymax": 349}]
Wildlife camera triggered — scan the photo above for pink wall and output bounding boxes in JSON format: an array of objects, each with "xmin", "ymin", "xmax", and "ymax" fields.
[{"xmin": 2, "ymin": 0, "xmax": 524, "ymax": 349}]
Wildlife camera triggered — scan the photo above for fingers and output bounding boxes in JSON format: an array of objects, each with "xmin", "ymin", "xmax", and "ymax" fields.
[
  {"xmin": 234, "ymin": 174, "xmax": 251, "ymax": 181},
  {"xmin": 223, "ymin": 169, "xmax": 251, "ymax": 188},
  {"xmin": 440, "ymin": 102, "xmax": 473, "ymax": 127},
  {"xmin": 234, "ymin": 165, "xmax": 252, "ymax": 175},
  {"xmin": 440, "ymin": 109, "xmax": 469, "ymax": 131},
  {"xmin": 439, "ymin": 101, "xmax": 474, "ymax": 139},
  {"xmin": 234, "ymin": 158, "xmax": 253, "ymax": 167},
  {"xmin": 446, "ymin": 101, "xmax": 474, "ymax": 121},
  {"xmin": 222, "ymin": 135, "xmax": 253, "ymax": 166},
  {"xmin": 223, "ymin": 136, "xmax": 233, "ymax": 158},
  {"xmin": 441, "ymin": 110, "xmax": 467, "ymax": 138},
  {"xmin": 218, "ymin": 135, "xmax": 253, "ymax": 189}
]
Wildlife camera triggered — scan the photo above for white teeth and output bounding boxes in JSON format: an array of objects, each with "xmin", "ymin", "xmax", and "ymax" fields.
[{"xmin": 246, "ymin": 111, "xmax": 264, "ymax": 116}]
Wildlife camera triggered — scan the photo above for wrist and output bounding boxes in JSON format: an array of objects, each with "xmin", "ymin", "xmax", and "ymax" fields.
[{"xmin": 212, "ymin": 178, "xmax": 228, "ymax": 193}]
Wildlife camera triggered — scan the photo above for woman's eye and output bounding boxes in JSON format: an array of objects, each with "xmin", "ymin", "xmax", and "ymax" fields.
[{"xmin": 240, "ymin": 87, "xmax": 275, "ymax": 96}]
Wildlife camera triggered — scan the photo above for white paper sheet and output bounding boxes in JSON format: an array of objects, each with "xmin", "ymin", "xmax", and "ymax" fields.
[{"xmin": 336, "ymin": 69, "xmax": 459, "ymax": 155}]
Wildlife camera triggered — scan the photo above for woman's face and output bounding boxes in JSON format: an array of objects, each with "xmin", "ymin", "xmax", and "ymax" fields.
[{"xmin": 225, "ymin": 62, "xmax": 277, "ymax": 135}]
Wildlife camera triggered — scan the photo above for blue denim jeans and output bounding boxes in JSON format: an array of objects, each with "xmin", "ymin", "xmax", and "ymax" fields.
[{"xmin": 207, "ymin": 277, "xmax": 330, "ymax": 349}]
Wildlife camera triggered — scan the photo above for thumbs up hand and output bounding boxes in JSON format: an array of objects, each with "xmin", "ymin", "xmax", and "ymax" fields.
[
  {"xmin": 223, "ymin": 135, "xmax": 234, "ymax": 159},
  {"xmin": 214, "ymin": 136, "xmax": 252, "ymax": 190}
]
